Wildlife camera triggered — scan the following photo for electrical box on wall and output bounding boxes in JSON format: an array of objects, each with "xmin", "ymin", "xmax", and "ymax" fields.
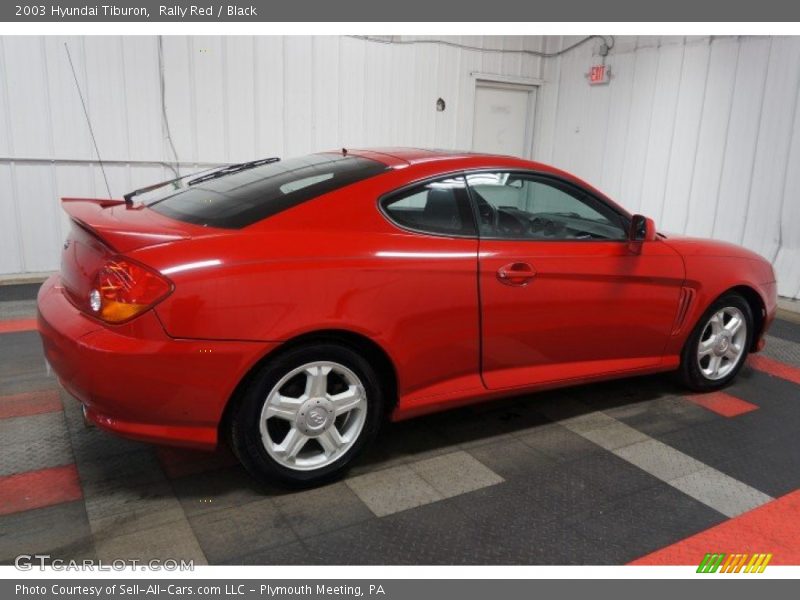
[{"xmin": 587, "ymin": 64, "xmax": 611, "ymax": 85}]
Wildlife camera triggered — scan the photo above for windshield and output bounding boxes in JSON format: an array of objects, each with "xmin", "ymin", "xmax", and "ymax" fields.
[{"xmin": 147, "ymin": 154, "xmax": 387, "ymax": 229}]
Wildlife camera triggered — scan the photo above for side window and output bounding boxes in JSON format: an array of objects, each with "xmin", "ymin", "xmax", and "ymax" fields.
[
  {"xmin": 381, "ymin": 176, "xmax": 476, "ymax": 236},
  {"xmin": 466, "ymin": 172, "xmax": 627, "ymax": 241}
]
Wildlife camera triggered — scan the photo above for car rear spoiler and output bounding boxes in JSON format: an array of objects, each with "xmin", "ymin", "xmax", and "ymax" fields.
[{"xmin": 61, "ymin": 197, "xmax": 191, "ymax": 253}]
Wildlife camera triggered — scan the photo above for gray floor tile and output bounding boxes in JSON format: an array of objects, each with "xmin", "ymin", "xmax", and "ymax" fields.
[
  {"xmin": 95, "ymin": 521, "xmax": 207, "ymax": 564},
  {"xmin": 569, "ymin": 418, "xmax": 650, "ymax": 450},
  {"xmin": 0, "ymin": 431, "xmax": 72, "ymax": 476},
  {"xmin": 669, "ymin": 467, "xmax": 773, "ymax": 518},
  {"xmin": 0, "ymin": 411, "xmax": 67, "ymax": 447},
  {"xmin": 89, "ymin": 504, "xmax": 190, "ymax": 540},
  {"xmin": 408, "ymin": 450, "xmax": 503, "ymax": 499},
  {"xmin": 83, "ymin": 480, "xmax": 180, "ymax": 522},
  {"xmin": 345, "ymin": 464, "xmax": 443, "ymax": 517},
  {"xmin": 612, "ymin": 438, "xmax": 707, "ymax": 483}
]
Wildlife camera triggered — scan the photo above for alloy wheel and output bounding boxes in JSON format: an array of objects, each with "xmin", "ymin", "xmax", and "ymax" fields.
[
  {"xmin": 696, "ymin": 306, "xmax": 748, "ymax": 381},
  {"xmin": 258, "ymin": 361, "xmax": 368, "ymax": 471}
]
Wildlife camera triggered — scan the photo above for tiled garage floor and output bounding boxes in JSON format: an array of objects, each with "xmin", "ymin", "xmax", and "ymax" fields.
[{"xmin": 1, "ymin": 285, "xmax": 799, "ymax": 565}]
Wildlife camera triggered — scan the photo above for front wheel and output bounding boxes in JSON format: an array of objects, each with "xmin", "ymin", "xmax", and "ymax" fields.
[
  {"xmin": 679, "ymin": 293, "xmax": 753, "ymax": 392},
  {"xmin": 230, "ymin": 343, "xmax": 385, "ymax": 486}
]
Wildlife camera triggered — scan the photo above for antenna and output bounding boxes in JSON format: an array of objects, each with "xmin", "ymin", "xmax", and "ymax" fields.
[{"xmin": 64, "ymin": 43, "xmax": 113, "ymax": 200}]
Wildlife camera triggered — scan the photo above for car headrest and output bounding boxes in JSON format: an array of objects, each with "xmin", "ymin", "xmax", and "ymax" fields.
[{"xmin": 424, "ymin": 188, "xmax": 462, "ymax": 230}]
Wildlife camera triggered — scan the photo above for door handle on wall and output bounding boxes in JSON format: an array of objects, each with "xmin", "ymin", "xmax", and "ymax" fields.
[{"xmin": 496, "ymin": 262, "xmax": 536, "ymax": 286}]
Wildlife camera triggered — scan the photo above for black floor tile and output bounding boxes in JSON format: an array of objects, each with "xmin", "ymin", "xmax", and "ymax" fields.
[
  {"xmin": 187, "ymin": 498, "xmax": 297, "ymax": 564},
  {"xmin": 303, "ymin": 499, "xmax": 475, "ymax": 564},
  {"xmin": 233, "ymin": 540, "xmax": 314, "ymax": 565},
  {"xmin": 559, "ymin": 451, "xmax": 664, "ymax": 500},
  {"xmin": 605, "ymin": 395, "xmax": 718, "ymax": 437},
  {"xmin": 658, "ymin": 418, "xmax": 763, "ymax": 466},
  {"xmin": 466, "ymin": 438, "xmax": 556, "ymax": 480},
  {"xmin": 0, "ymin": 283, "xmax": 42, "ymax": 303},
  {"xmin": 0, "ymin": 501, "xmax": 95, "ymax": 564},
  {"xmin": 516, "ymin": 422, "xmax": 605, "ymax": 463},
  {"xmin": 172, "ymin": 465, "xmax": 284, "ymax": 518},
  {"xmin": 768, "ymin": 318, "xmax": 800, "ymax": 344},
  {"xmin": 566, "ymin": 485, "xmax": 726, "ymax": 564},
  {"xmin": 443, "ymin": 460, "xmax": 612, "ymax": 526}
]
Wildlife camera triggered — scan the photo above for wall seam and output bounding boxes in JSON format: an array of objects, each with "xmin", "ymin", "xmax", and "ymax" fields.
[
  {"xmin": 635, "ymin": 42, "xmax": 662, "ymax": 214},
  {"xmin": 709, "ymin": 38, "xmax": 742, "ymax": 239},
  {"xmin": 773, "ymin": 43, "xmax": 800, "ymax": 276},
  {"xmin": 739, "ymin": 37, "xmax": 773, "ymax": 247},
  {"xmin": 681, "ymin": 37, "xmax": 714, "ymax": 234},
  {"xmin": 657, "ymin": 38, "xmax": 687, "ymax": 225},
  {"xmin": 0, "ymin": 38, "xmax": 26, "ymax": 273}
]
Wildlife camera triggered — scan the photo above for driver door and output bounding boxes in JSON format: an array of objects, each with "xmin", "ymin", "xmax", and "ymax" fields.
[{"xmin": 468, "ymin": 171, "xmax": 685, "ymax": 390}]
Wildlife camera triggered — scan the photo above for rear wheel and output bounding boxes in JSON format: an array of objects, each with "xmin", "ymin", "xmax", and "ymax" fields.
[
  {"xmin": 230, "ymin": 344, "xmax": 384, "ymax": 486},
  {"xmin": 679, "ymin": 293, "xmax": 753, "ymax": 392}
]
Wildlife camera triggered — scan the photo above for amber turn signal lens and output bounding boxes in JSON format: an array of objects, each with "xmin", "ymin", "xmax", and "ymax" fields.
[{"xmin": 91, "ymin": 258, "xmax": 172, "ymax": 323}]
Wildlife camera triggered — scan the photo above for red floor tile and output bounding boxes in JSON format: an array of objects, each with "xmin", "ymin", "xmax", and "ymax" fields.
[
  {"xmin": 0, "ymin": 390, "xmax": 61, "ymax": 419},
  {"xmin": 686, "ymin": 391, "xmax": 759, "ymax": 418},
  {"xmin": 0, "ymin": 464, "xmax": 82, "ymax": 516},
  {"xmin": 156, "ymin": 446, "xmax": 238, "ymax": 479},
  {"xmin": 0, "ymin": 318, "xmax": 37, "ymax": 334},
  {"xmin": 630, "ymin": 489, "xmax": 800, "ymax": 566},
  {"xmin": 750, "ymin": 354, "xmax": 800, "ymax": 386}
]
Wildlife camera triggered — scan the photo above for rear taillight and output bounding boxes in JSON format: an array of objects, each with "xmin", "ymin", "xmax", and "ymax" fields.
[{"xmin": 88, "ymin": 257, "xmax": 172, "ymax": 323}]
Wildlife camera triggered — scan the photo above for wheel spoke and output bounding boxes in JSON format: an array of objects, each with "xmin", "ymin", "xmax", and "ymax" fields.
[
  {"xmin": 709, "ymin": 312, "xmax": 724, "ymax": 334},
  {"xmin": 265, "ymin": 394, "xmax": 302, "ymax": 421},
  {"xmin": 317, "ymin": 427, "xmax": 345, "ymax": 455},
  {"xmin": 329, "ymin": 385, "xmax": 364, "ymax": 416},
  {"xmin": 276, "ymin": 427, "xmax": 307, "ymax": 460},
  {"xmin": 305, "ymin": 365, "xmax": 331, "ymax": 397},
  {"xmin": 725, "ymin": 344, "xmax": 742, "ymax": 362},
  {"xmin": 707, "ymin": 354, "xmax": 722, "ymax": 377},
  {"xmin": 698, "ymin": 338, "xmax": 715, "ymax": 357},
  {"xmin": 725, "ymin": 316, "xmax": 742, "ymax": 335}
]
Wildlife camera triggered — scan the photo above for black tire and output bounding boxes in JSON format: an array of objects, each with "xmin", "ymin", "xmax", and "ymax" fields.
[
  {"xmin": 679, "ymin": 293, "xmax": 753, "ymax": 392},
  {"xmin": 230, "ymin": 343, "xmax": 385, "ymax": 487}
]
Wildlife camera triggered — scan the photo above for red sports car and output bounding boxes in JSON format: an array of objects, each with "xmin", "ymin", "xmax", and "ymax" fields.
[{"xmin": 37, "ymin": 148, "xmax": 777, "ymax": 485}]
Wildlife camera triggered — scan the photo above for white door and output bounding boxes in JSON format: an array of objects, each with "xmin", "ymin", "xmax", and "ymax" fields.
[{"xmin": 471, "ymin": 83, "xmax": 536, "ymax": 158}]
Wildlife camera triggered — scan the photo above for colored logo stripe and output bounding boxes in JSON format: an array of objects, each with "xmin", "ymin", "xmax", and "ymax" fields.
[{"xmin": 698, "ymin": 553, "xmax": 772, "ymax": 573}]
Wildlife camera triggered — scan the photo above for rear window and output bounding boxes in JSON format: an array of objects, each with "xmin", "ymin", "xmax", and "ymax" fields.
[{"xmin": 147, "ymin": 154, "xmax": 387, "ymax": 228}]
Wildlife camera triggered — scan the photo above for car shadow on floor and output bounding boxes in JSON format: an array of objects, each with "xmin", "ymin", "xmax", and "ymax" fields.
[{"xmin": 161, "ymin": 370, "xmax": 690, "ymax": 500}]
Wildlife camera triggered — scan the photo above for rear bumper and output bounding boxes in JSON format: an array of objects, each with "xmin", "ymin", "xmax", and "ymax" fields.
[{"xmin": 37, "ymin": 275, "xmax": 276, "ymax": 449}]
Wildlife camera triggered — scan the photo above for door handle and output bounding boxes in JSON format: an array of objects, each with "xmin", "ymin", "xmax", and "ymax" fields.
[{"xmin": 497, "ymin": 262, "xmax": 536, "ymax": 286}]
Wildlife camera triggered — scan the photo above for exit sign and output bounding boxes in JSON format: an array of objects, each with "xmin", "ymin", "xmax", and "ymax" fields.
[{"xmin": 588, "ymin": 65, "xmax": 610, "ymax": 85}]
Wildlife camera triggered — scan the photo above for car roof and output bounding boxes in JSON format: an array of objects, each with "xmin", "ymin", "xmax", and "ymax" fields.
[
  {"xmin": 336, "ymin": 147, "xmax": 631, "ymax": 219},
  {"xmin": 342, "ymin": 147, "xmax": 518, "ymax": 167},
  {"xmin": 341, "ymin": 147, "xmax": 564, "ymax": 174}
]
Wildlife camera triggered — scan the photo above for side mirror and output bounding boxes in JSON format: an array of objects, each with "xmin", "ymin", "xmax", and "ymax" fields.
[{"xmin": 629, "ymin": 214, "xmax": 657, "ymax": 243}]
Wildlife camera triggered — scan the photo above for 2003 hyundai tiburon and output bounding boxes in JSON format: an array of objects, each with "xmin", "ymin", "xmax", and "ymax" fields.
[{"xmin": 38, "ymin": 148, "xmax": 777, "ymax": 485}]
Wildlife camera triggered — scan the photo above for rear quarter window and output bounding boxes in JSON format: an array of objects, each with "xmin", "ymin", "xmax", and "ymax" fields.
[{"xmin": 148, "ymin": 154, "xmax": 387, "ymax": 228}]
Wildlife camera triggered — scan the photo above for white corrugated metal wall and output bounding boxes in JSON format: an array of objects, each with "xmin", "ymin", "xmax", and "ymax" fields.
[
  {"xmin": 534, "ymin": 35, "xmax": 800, "ymax": 299},
  {"xmin": 0, "ymin": 35, "xmax": 546, "ymax": 277},
  {"xmin": 1, "ymin": 35, "xmax": 798, "ymax": 299}
]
